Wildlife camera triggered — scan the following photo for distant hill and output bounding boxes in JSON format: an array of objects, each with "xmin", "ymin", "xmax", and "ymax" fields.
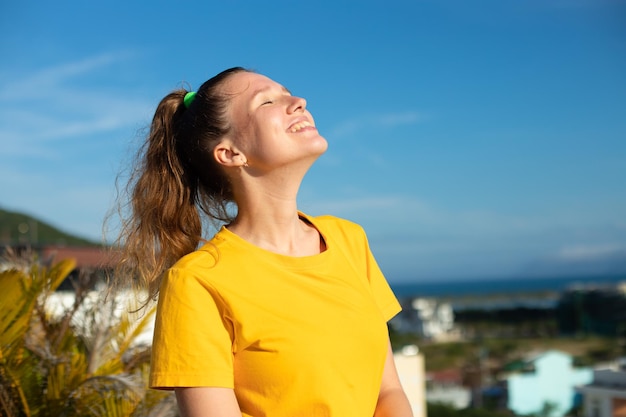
[
  {"xmin": 521, "ymin": 250, "xmax": 626, "ymax": 278},
  {"xmin": 0, "ymin": 207, "xmax": 99, "ymax": 247}
]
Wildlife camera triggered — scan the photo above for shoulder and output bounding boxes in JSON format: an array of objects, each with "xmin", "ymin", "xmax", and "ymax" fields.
[
  {"xmin": 166, "ymin": 231, "xmax": 234, "ymax": 283},
  {"xmin": 158, "ymin": 239, "xmax": 232, "ymax": 304},
  {"xmin": 304, "ymin": 213, "xmax": 369, "ymax": 244},
  {"xmin": 171, "ymin": 241, "xmax": 220, "ymax": 272},
  {"xmin": 310, "ymin": 213, "xmax": 364, "ymax": 232}
]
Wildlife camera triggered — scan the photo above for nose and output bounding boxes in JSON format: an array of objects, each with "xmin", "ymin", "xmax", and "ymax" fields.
[{"xmin": 287, "ymin": 96, "xmax": 306, "ymax": 113}]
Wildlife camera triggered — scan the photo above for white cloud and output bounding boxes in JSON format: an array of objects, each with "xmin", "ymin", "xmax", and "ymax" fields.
[
  {"xmin": 302, "ymin": 195, "xmax": 626, "ymax": 280},
  {"xmin": 555, "ymin": 244, "xmax": 626, "ymax": 261},
  {"xmin": 301, "ymin": 194, "xmax": 540, "ymax": 237},
  {"xmin": 377, "ymin": 111, "xmax": 423, "ymax": 127},
  {"xmin": 0, "ymin": 50, "xmax": 155, "ymax": 242},
  {"xmin": 0, "ymin": 51, "xmax": 152, "ymax": 158},
  {"xmin": 0, "ymin": 51, "xmax": 134, "ymax": 100},
  {"xmin": 328, "ymin": 110, "xmax": 425, "ymax": 139}
]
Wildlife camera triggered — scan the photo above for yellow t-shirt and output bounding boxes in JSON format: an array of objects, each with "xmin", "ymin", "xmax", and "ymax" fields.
[{"xmin": 150, "ymin": 213, "xmax": 401, "ymax": 416}]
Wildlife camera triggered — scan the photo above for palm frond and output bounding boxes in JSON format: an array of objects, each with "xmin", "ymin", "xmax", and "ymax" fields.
[
  {"xmin": 1, "ymin": 255, "xmax": 174, "ymax": 417},
  {"xmin": 64, "ymin": 374, "xmax": 144, "ymax": 417}
]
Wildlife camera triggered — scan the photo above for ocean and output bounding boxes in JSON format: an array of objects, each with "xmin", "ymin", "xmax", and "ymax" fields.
[{"xmin": 389, "ymin": 274, "xmax": 626, "ymax": 299}]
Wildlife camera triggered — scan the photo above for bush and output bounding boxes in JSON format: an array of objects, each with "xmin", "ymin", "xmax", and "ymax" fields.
[{"xmin": 0, "ymin": 252, "xmax": 176, "ymax": 417}]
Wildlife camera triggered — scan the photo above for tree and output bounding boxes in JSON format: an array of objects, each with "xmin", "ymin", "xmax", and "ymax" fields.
[{"xmin": 0, "ymin": 252, "xmax": 176, "ymax": 417}]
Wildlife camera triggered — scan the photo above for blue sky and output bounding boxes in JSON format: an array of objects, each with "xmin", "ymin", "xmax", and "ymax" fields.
[{"xmin": 1, "ymin": 0, "xmax": 625, "ymax": 283}]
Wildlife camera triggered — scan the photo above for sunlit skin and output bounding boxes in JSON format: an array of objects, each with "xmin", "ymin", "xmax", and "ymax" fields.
[
  {"xmin": 174, "ymin": 71, "xmax": 414, "ymax": 417},
  {"xmin": 218, "ymin": 71, "xmax": 328, "ymax": 175},
  {"xmin": 211, "ymin": 72, "xmax": 329, "ymax": 257}
]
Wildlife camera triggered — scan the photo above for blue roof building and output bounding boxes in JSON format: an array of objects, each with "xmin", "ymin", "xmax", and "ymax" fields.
[{"xmin": 506, "ymin": 350, "xmax": 593, "ymax": 417}]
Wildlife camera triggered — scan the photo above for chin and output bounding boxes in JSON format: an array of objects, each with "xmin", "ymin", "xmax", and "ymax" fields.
[{"xmin": 312, "ymin": 135, "xmax": 329, "ymax": 155}]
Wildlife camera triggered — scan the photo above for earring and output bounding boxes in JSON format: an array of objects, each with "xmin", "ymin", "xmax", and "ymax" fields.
[{"xmin": 243, "ymin": 161, "xmax": 249, "ymax": 167}]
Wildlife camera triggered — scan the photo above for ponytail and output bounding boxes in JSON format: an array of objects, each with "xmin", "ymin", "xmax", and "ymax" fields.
[{"xmin": 112, "ymin": 67, "xmax": 248, "ymax": 303}]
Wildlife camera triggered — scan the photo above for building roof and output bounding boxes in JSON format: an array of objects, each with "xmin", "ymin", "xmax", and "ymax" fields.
[
  {"xmin": 503, "ymin": 350, "xmax": 571, "ymax": 372},
  {"xmin": 427, "ymin": 368, "xmax": 463, "ymax": 385},
  {"xmin": 40, "ymin": 246, "xmax": 117, "ymax": 269}
]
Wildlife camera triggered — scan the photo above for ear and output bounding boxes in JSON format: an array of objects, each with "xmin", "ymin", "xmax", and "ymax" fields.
[{"xmin": 213, "ymin": 139, "xmax": 247, "ymax": 168}]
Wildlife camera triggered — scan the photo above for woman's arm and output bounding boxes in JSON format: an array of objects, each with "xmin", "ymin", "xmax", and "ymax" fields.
[
  {"xmin": 374, "ymin": 341, "xmax": 415, "ymax": 417},
  {"xmin": 175, "ymin": 387, "xmax": 242, "ymax": 417}
]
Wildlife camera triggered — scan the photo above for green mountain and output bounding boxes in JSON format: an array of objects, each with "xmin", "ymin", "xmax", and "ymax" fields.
[{"xmin": 0, "ymin": 207, "xmax": 99, "ymax": 247}]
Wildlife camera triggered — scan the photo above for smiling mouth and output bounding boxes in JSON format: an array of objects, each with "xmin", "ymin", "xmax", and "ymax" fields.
[{"xmin": 289, "ymin": 121, "xmax": 315, "ymax": 133}]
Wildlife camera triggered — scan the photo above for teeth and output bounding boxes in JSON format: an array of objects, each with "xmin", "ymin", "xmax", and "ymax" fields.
[{"xmin": 290, "ymin": 121, "xmax": 313, "ymax": 133}]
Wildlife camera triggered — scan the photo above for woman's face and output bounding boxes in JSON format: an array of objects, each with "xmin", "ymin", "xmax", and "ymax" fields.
[{"xmin": 220, "ymin": 71, "xmax": 328, "ymax": 171}]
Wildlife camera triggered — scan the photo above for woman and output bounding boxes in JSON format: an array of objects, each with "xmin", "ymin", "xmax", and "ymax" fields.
[{"xmin": 118, "ymin": 67, "xmax": 414, "ymax": 416}]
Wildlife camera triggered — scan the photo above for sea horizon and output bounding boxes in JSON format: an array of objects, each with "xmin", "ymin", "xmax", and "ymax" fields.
[{"xmin": 389, "ymin": 273, "xmax": 626, "ymax": 299}]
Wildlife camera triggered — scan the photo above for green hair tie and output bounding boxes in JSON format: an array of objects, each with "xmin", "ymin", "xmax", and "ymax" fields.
[{"xmin": 183, "ymin": 91, "xmax": 197, "ymax": 108}]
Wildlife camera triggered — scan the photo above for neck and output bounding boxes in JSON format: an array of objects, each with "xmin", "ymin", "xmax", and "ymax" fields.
[{"xmin": 227, "ymin": 174, "xmax": 322, "ymax": 256}]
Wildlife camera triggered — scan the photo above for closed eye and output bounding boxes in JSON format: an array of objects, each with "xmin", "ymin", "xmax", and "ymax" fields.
[{"xmin": 262, "ymin": 91, "xmax": 292, "ymax": 106}]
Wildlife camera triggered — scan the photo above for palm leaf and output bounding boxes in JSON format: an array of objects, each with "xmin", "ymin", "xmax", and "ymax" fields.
[
  {"xmin": 0, "ymin": 269, "xmax": 36, "ymax": 350},
  {"xmin": 1, "ymin": 257, "xmax": 177, "ymax": 417},
  {"xmin": 0, "ymin": 260, "xmax": 75, "ymax": 350},
  {"xmin": 0, "ymin": 260, "xmax": 75, "ymax": 417},
  {"xmin": 64, "ymin": 374, "xmax": 144, "ymax": 417}
]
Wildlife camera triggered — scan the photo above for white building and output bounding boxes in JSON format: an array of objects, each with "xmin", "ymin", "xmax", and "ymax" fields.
[
  {"xmin": 579, "ymin": 364, "xmax": 626, "ymax": 417},
  {"xmin": 426, "ymin": 367, "xmax": 471, "ymax": 410},
  {"xmin": 394, "ymin": 345, "xmax": 427, "ymax": 417},
  {"xmin": 391, "ymin": 297, "xmax": 457, "ymax": 341}
]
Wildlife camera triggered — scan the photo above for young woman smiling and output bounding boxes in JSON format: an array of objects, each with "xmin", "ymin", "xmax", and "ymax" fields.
[{"xmin": 116, "ymin": 67, "xmax": 414, "ymax": 417}]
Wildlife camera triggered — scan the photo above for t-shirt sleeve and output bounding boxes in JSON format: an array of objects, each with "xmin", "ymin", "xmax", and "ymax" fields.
[
  {"xmin": 149, "ymin": 267, "xmax": 234, "ymax": 390},
  {"xmin": 363, "ymin": 232, "xmax": 402, "ymax": 321}
]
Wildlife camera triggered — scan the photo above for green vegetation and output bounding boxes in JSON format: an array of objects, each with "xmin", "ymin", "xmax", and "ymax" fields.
[
  {"xmin": 0, "ymin": 252, "xmax": 175, "ymax": 416},
  {"xmin": 0, "ymin": 207, "xmax": 99, "ymax": 246},
  {"xmin": 454, "ymin": 307, "xmax": 559, "ymax": 339},
  {"xmin": 428, "ymin": 402, "xmax": 512, "ymax": 417},
  {"xmin": 391, "ymin": 325, "xmax": 622, "ymax": 373}
]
